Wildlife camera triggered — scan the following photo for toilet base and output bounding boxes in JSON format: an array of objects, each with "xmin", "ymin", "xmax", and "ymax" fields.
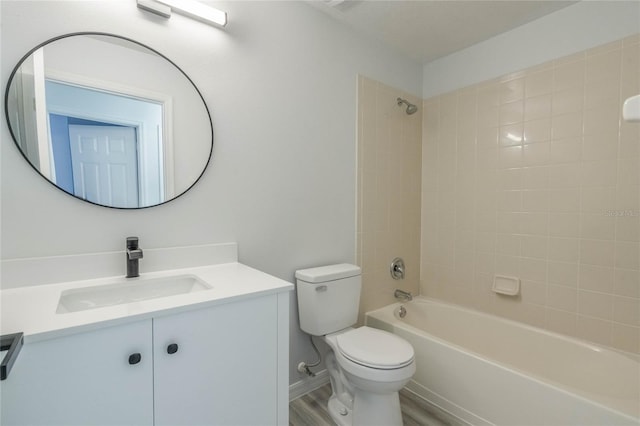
[
  {"xmin": 327, "ymin": 388, "xmax": 403, "ymax": 426},
  {"xmin": 328, "ymin": 395, "xmax": 352, "ymax": 426},
  {"xmin": 352, "ymin": 388, "xmax": 402, "ymax": 426}
]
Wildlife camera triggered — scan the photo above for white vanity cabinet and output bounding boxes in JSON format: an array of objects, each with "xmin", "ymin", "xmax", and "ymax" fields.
[
  {"xmin": 153, "ymin": 294, "xmax": 280, "ymax": 425},
  {"xmin": 0, "ymin": 320, "xmax": 154, "ymax": 426},
  {"xmin": 1, "ymin": 293, "xmax": 288, "ymax": 426}
]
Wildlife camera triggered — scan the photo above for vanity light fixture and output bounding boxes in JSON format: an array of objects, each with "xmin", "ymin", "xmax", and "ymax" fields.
[{"xmin": 137, "ymin": 0, "xmax": 227, "ymax": 27}]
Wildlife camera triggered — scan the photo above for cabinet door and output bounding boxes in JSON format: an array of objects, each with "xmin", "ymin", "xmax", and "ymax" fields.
[
  {"xmin": 153, "ymin": 295, "xmax": 278, "ymax": 426},
  {"xmin": 0, "ymin": 320, "xmax": 153, "ymax": 426}
]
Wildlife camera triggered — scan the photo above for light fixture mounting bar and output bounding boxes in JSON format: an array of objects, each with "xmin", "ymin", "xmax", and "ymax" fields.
[
  {"xmin": 137, "ymin": 0, "xmax": 171, "ymax": 18},
  {"xmin": 155, "ymin": 0, "xmax": 227, "ymax": 27}
]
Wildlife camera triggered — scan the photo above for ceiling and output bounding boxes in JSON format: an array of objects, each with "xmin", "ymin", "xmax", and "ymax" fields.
[{"xmin": 308, "ymin": 0, "xmax": 577, "ymax": 64}]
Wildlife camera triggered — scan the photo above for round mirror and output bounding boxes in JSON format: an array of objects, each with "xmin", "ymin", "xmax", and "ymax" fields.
[{"xmin": 4, "ymin": 32, "xmax": 213, "ymax": 209}]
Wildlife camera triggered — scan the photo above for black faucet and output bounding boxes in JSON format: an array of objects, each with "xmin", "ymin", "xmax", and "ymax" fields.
[{"xmin": 126, "ymin": 237, "xmax": 144, "ymax": 278}]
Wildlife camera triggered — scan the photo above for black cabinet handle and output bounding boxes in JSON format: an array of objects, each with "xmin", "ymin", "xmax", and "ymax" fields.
[
  {"xmin": 128, "ymin": 353, "xmax": 142, "ymax": 365},
  {"xmin": 1, "ymin": 332, "xmax": 24, "ymax": 380},
  {"xmin": 167, "ymin": 343, "xmax": 178, "ymax": 354}
]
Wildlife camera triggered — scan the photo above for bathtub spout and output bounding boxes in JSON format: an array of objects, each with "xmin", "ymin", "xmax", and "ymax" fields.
[{"xmin": 394, "ymin": 289, "xmax": 413, "ymax": 302}]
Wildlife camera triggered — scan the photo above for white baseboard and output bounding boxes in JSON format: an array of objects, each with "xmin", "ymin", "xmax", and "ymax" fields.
[{"xmin": 289, "ymin": 369, "xmax": 330, "ymax": 401}]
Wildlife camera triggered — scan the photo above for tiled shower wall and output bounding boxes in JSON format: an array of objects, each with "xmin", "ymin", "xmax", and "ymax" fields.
[
  {"xmin": 356, "ymin": 75, "xmax": 422, "ymax": 325},
  {"xmin": 421, "ymin": 35, "xmax": 640, "ymax": 354}
]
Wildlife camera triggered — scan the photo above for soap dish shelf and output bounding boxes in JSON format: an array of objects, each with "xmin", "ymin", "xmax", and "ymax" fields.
[{"xmin": 492, "ymin": 275, "xmax": 520, "ymax": 296}]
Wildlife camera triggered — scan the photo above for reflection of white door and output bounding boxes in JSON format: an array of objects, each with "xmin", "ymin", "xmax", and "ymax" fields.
[{"xmin": 68, "ymin": 125, "xmax": 139, "ymax": 208}]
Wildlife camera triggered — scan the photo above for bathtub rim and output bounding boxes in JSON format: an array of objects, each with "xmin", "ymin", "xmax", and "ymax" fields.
[{"xmin": 378, "ymin": 296, "xmax": 640, "ymax": 363}]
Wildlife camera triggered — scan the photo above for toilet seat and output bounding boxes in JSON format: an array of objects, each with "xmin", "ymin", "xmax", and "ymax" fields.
[{"xmin": 336, "ymin": 326, "xmax": 414, "ymax": 370}]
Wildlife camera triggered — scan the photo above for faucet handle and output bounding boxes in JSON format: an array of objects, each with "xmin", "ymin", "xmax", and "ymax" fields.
[
  {"xmin": 126, "ymin": 236, "xmax": 139, "ymax": 249},
  {"xmin": 390, "ymin": 257, "xmax": 405, "ymax": 280}
]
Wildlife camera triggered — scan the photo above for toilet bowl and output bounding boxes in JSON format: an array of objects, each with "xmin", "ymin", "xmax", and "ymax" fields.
[
  {"xmin": 295, "ymin": 264, "xmax": 416, "ymax": 426},
  {"xmin": 323, "ymin": 327, "xmax": 416, "ymax": 426},
  {"xmin": 327, "ymin": 327, "xmax": 415, "ymax": 390}
]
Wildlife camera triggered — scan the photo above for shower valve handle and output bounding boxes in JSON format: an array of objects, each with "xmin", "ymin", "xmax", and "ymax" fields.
[{"xmin": 390, "ymin": 257, "xmax": 405, "ymax": 280}]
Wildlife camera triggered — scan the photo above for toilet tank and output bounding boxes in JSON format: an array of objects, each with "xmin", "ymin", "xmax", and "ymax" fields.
[{"xmin": 295, "ymin": 264, "xmax": 361, "ymax": 336}]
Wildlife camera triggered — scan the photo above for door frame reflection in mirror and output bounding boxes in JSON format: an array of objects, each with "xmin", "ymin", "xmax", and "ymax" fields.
[
  {"xmin": 45, "ymin": 76, "xmax": 172, "ymax": 207},
  {"xmin": 4, "ymin": 32, "xmax": 213, "ymax": 209}
]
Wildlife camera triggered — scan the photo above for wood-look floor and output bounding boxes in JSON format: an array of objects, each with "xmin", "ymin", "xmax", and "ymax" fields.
[{"xmin": 289, "ymin": 384, "xmax": 452, "ymax": 426}]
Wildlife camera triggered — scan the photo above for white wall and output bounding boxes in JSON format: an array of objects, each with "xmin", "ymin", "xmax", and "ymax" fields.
[
  {"xmin": 0, "ymin": 0, "xmax": 422, "ymax": 385},
  {"xmin": 423, "ymin": 0, "xmax": 640, "ymax": 98}
]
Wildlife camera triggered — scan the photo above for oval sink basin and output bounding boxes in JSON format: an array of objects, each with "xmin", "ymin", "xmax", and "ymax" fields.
[{"xmin": 56, "ymin": 275, "xmax": 211, "ymax": 313}]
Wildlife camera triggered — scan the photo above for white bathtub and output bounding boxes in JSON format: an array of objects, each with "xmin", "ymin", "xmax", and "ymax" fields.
[{"xmin": 366, "ymin": 297, "xmax": 640, "ymax": 426}]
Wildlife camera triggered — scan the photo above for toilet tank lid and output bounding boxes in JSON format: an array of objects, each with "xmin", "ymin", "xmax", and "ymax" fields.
[{"xmin": 295, "ymin": 264, "xmax": 361, "ymax": 283}]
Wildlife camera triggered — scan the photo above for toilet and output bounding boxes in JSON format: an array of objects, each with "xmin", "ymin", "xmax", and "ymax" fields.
[{"xmin": 296, "ymin": 264, "xmax": 415, "ymax": 426}]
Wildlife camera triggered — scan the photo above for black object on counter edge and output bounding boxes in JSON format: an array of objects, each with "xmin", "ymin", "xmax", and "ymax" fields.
[{"xmin": 1, "ymin": 332, "xmax": 24, "ymax": 380}]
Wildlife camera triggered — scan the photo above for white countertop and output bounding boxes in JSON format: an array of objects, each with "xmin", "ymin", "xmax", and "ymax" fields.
[{"xmin": 0, "ymin": 262, "xmax": 293, "ymax": 343}]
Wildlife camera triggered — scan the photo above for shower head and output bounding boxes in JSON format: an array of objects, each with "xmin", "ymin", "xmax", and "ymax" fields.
[{"xmin": 397, "ymin": 97, "xmax": 418, "ymax": 115}]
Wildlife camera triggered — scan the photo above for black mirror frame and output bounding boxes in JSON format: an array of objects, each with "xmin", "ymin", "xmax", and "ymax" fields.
[{"xmin": 4, "ymin": 32, "xmax": 214, "ymax": 210}]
